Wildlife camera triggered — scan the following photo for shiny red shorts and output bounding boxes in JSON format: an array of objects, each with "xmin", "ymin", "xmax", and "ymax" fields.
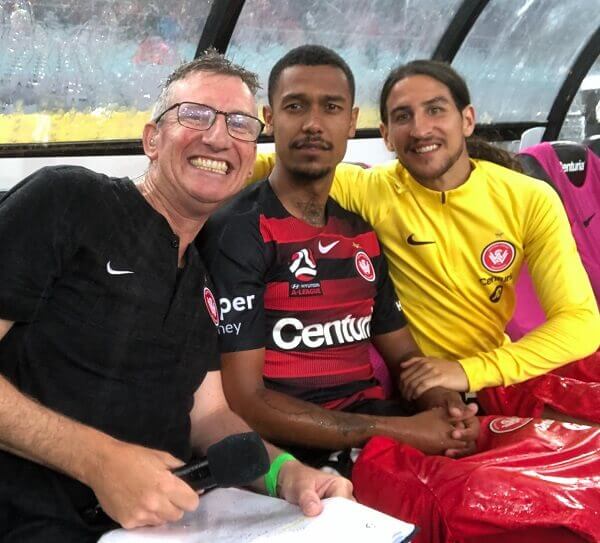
[
  {"xmin": 477, "ymin": 351, "xmax": 600, "ymax": 423},
  {"xmin": 353, "ymin": 416, "xmax": 600, "ymax": 543}
]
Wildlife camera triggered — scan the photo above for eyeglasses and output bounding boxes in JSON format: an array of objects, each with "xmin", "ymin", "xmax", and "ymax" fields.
[{"xmin": 154, "ymin": 102, "xmax": 264, "ymax": 142}]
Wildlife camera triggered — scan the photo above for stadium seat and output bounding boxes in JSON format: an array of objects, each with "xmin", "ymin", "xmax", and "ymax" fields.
[
  {"xmin": 507, "ymin": 141, "xmax": 600, "ymax": 339},
  {"xmin": 584, "ymin": 135, "xmax": 600, "ymax": 156}
]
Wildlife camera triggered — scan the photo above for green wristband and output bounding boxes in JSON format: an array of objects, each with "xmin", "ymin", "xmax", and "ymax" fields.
[{"xmin": 264, "ymin": 452, "xmax": 296, "ymax": 497}]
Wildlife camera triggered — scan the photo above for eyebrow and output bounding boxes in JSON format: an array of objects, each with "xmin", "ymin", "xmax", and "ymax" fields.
[
  {"xmin": 180, "ymin": 102, "xmax": 255, "ymax": 117},
  {"xmin": 280, "ymin": 92, "xmax": 348, "ymax": 103},
  {"xmin": 389, "ymin": 95, "xmax": 450, "ymax": 116}
]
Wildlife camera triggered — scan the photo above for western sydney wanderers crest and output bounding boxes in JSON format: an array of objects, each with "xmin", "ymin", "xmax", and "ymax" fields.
[
  {"xmin": 481, "ymin": 240, "xmax": 516, "ymax": 273},
  {"xmin": 489, "ymin": 416, "xmax": 533, "ymax": 434},
  {"xmin": 203, "ymin": 287, "xmax": 219, "ymax": 326},
  {"xmin": 355, "ymin": 251, "xmax": 376, "ymax": 282},
  {"xmin": 289, "ymin": 248, "xmax": 322, "ymax": 296}
]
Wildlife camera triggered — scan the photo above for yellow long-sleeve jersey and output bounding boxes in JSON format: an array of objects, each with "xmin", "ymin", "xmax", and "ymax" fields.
[{"xmin": 253, "ymin": 155, "xmax": 600, "ymax": 391}]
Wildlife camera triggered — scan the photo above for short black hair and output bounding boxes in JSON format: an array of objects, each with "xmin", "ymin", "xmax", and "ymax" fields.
[
  {"xmin": 380, "ymin": 60, "xmax": 470, "ymax": 123},
  {"xmin": 268, "ymin": 44, "xmax": 355, "ymax": 106}
]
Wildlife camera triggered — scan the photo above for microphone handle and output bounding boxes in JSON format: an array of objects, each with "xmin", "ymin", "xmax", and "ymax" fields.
[
  {"xmin": 82, "ymin": 458, "xmax": 215, "ymax": 524},
  {"xmin": 172, "ymin": 458, "xmax": 216, "ymax": 491}
]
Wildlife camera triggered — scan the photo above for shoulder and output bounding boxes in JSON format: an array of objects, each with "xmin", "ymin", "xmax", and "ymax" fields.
[
  {"xmin": 205, "ymin": 180, "xmax": 267, "ymax": 230},
  {"xmin": 198, "ymin": 181, "xmax": 269, "ymax": 258},
  {"xmin": 328, "ymin": 197, "xmax": 376, "ymax": 233},
  {"xmin": 335, "ymin": 160, "xmax": 398, "ymax": 186},
  {"xmin": 2, "ymin": 165, "xmax": 128, "ymax": 213},
  {"xmin": 475, "ymin": 159, "xmax": 559, "ymax": 202},
  {"xmin": 24, "ymin": 165, "xmax": 118, "ymax": 188}
]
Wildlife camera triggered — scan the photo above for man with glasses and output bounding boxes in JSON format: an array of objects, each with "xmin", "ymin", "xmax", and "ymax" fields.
[{"xmin": 0, "ymin": 50, "xmax": 352, "ymax": 543}]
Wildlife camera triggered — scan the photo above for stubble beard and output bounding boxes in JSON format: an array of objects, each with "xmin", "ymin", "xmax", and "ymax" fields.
[
  {"xmin": 288, "ymin": 163, "xmax": 332, "ymax": 183},
  {"xmin": 402, "ymin": 142, "xmax": 465, "ymax": 185}
]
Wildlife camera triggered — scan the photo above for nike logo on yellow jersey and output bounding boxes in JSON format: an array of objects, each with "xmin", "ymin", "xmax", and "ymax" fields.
[{"xmin": 407, "ymin": 234, "xmax": 435, "ymax": 246}]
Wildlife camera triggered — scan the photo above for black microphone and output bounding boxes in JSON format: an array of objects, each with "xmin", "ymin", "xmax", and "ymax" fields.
[
  {"xmin": 83, "ymin": 431, "xmax": 270, "ymax": 525},
  {"xmin": 172, "ymin": 431, "xmax": 270, "ymax": 491}
]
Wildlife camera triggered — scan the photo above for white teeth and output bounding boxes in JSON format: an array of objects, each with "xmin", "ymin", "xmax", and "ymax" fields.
[
  {"xmin": 190, "ymin": 157, "xmax": 228, "ymax": 174},
  {"xmin": 415, "ymin": 144, "xmax": 439, "ymax": 154}
]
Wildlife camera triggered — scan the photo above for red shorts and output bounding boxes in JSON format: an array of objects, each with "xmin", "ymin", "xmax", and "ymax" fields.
[
  {"xmin": 353, "ymin": 416, "xmax": 600, "ymax": 543},
  {"xmin": 478, "ymin": 351, "xmax": 600, "ymax": 423}
]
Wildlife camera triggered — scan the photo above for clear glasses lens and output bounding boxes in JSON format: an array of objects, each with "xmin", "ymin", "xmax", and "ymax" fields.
[
  {"xmin": 179, "ymin": 103, "xmax": 214, "ymax": 129},
  {"xmin": 178, "ymin": 103, "xmax": 261, "ymax": 141}
]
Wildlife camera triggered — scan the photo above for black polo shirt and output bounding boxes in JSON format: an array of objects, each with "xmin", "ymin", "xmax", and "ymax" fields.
[{"xmin": 0, "ymin": 166, "xmax": 219, "ymax": 532}]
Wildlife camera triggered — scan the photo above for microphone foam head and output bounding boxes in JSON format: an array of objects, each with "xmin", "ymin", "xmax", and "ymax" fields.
[{"xmin": 207, "ymin": 431, "xmax": 270, "ymax": 487}]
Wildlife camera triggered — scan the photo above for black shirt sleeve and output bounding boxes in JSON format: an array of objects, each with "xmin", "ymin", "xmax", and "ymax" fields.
[
  {"xmin": 370, "ymin": 247, "xmax": 407, "ymax": 335},
  {"xmin": 199, "ymin": 211, "xmax": 268, "ymax": 353},
  {"xmin": 0, "ymin": 167, "xmax": 81, "ymax": 322}
]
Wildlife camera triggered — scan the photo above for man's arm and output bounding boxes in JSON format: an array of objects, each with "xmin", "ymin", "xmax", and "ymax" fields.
[
  {"xmin": 221, "ymin": 348, "xmax": 471, "ymax": 455},
  {"xmin": 371, "ymin": 327, "xmax": 420, "ymax": 385},
  {"xmin": 189, "ymin": 370, "xmax": 353, "ymax": 516},
  {"xmin": 0, "ymin": 317, "xmax": 199, "ymax": 529},
  {"xmin": 373, "ymin": 329, "xmax": 473, "ymax": 414},
  {"xmin": 373, "ymin": 328, "xmax": 479, "ymax": 456},
  {"xmin": 459, "ymin": 181, "xmax": 599, "ymax": 389},
  {"xmin": 403, "ymin": 182, "xmax": 600, "ymax": 395},
  {"xmin": 400, "ymin": 180, "xmax": 600, "ymax": 396}
]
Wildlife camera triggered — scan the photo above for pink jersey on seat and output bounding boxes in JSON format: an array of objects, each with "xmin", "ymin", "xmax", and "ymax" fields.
[
  {"xmin": 508, "ymin": 142, "xmax": 600, "ymax": 340},
  {"xmin": 519, "ymin": 142, "xmax": 599, "ymax": 304}
]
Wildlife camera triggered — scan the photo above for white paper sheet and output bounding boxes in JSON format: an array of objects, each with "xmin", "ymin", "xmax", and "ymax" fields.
[{"xmin": 99, "ymin": 487, "xmax": 416, "ymax": 543}]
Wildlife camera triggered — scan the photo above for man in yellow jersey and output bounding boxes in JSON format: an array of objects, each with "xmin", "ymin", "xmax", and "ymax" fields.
[{"xmin": 255, "ymin": 60, "xmax": 600, "ymax": 424}]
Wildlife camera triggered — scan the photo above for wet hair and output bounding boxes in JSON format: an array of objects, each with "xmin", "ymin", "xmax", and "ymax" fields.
[
  {"xmin": 152, "ymin": 48, "xmax": 260, "ymax": 119},
  {"xmin": 379, "ymin": 60, "xmax": 469, "ymax": 124},
  {"xmin": 268, "ymin": 44, "xmax": 355, "ymax": 106},
  {"xmin": 379, "ymin": 59, "xmax": 522, "ymax": 170},
  {"xmin": 466, "ymin": 136, "xmax": 524, "ymax": 172}
]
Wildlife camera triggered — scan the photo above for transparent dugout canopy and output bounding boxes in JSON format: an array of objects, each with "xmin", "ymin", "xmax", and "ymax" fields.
[
  {"xmin": 0, "ymin": 0, "xmax": 598, "ymax": 146},
  {"xmin": 227, "ymin": 0, "xmax": 461, "ymax": 129},
  {"xmin": 0, "ymin": 0, "xmax": 212, "ymax": 144},
  {"xmin": 559, "ymin": 54, "xmax": 600, "ymax": 141},
  {"xmin": 453, "ymin": 0, "xmax": 600, "ymax": 124}
]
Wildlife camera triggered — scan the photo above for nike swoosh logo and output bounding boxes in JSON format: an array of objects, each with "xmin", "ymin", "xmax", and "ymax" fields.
[
  {"xmin": 407, "ymin": 234, "xmax": 435, "ymax": 246},
  {"xmin": 106, "ymin": 261, "xmax": 134, "ymax": 275},
  {"xmin": 583, "ymin": 213, "xmax": 596, "ymax": 228},
  {"xmin": 318, "ymin": 240, "xmax": 340, "ymax": 254}
]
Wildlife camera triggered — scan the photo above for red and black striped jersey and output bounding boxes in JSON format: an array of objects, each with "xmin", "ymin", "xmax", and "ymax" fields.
[{"xmin": 199, "ymin": 180, "xmax": 406, "ymax": 409}]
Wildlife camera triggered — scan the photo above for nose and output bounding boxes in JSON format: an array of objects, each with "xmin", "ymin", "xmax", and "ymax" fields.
[
  {"xmin": 202, "ymin": 113, "xmax": 231, "ymax": 149},
  {"xmin": 301, "ymin": 106, "xmax": 324, "ymax": 134},
  {"xmin": 409, "ymin": 110, "xmax": 433, "ymax": 139}
]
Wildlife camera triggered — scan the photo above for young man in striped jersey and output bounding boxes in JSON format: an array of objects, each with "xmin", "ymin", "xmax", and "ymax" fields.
[{"xmin": 198, "ymin": 46, "xmax": 478, "ymax": 469}]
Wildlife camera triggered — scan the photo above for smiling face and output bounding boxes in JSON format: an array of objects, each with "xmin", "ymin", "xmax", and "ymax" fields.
[
  {"xmin": 264, "ymin": 64, "xmax": 357, "ymax": 182},
  {"xmin": 380, "ymin": 74, "xmax": 475, "ymax": 188},
  {"xmin": 143, "ymin": 71, "xmax": 257, "ymax": 213}
]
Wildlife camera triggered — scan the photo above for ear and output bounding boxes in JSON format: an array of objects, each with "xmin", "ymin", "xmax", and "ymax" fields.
[
  {"xmin": 262, "ymin": 105, "xmax": 274, "ymax": 136},
  {"xmin": 462, "ymin": 105, "xmax": 475, "ymax": 138},
  {"xmin": 142, "ymin": 123, "xmax": 159, "ymax": 160},
  {"xmin": 348, "ymin": 106, "xmax": 359, "ymax": 138},
  {"xmin": 379, "ymin": 121, "xmax": 394, "ymax": 152}
]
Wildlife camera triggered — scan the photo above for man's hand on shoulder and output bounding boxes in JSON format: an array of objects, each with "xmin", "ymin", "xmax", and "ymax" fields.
[
  {"xmin": 86, "ymin": 439, "xmax": 199, "ymax": 529},
  {"xmin": 276, "ymin": 459, "xmax": 354, "ymax": 517}
]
